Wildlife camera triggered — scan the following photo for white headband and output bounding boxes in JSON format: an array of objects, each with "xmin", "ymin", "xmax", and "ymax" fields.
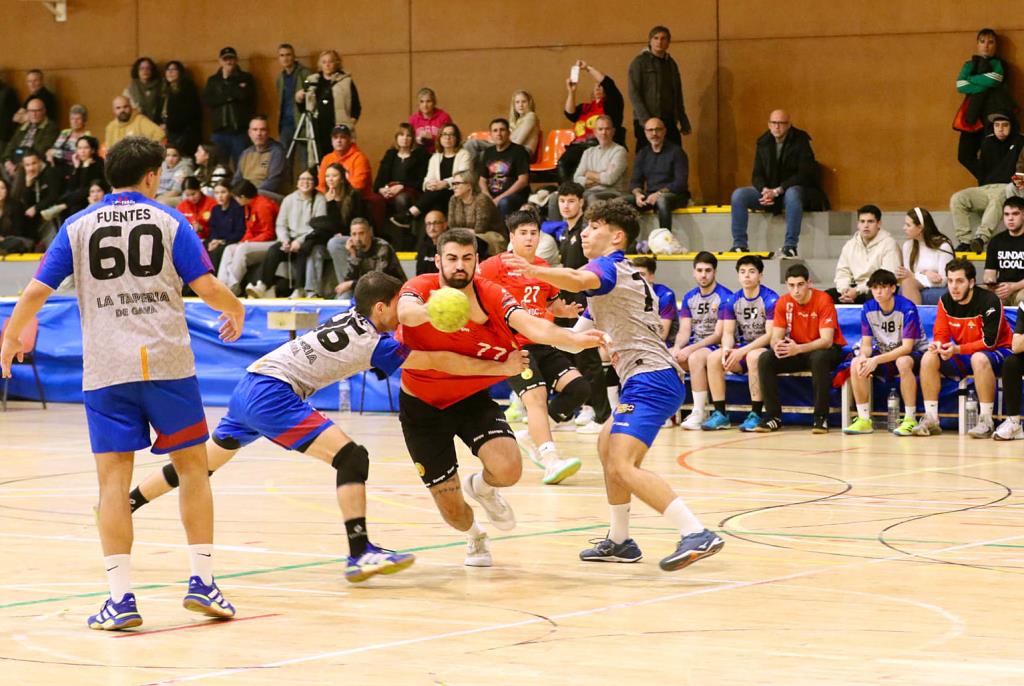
[{"xmin": 914, "ymin": 207, "xmax": 924, "ymax": 225}]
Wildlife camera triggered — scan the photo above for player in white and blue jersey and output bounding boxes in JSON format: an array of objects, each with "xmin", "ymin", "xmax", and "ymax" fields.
[
  {"xmin": 672, "ymin": 252, "xmax": 732, "ymax": 430},
  {"xmin": 844, "ymin": 269, "xmax": 930, "ymax": 436},
  {"xmin": 631, "ymin": 256, "xmax": 679, "ymax": 345},
  {"xmin": 504, "ymin": 199, "xmax": 724, "ymax": 572},
  {"xmin": 702, "ymin": 255, "xmax": 780, "ymax": 431},
  {"xmin": 0, "ymin": 137, "xmax": 246, "ymax": 630},
  {"xmin": 127, "ymin": 271, "xmax": 527, "ymax": 581}
]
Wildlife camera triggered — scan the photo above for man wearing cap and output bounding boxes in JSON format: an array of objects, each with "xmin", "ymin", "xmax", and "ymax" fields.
[
  {"xmin": 203, "ymin": 47, "xmax": 256, "ymax": 164},
  {"xmin": 316, "ymin": 123, "xmax": 374, "ymax": 207},
  {"xmin": 950, "ymin": 112, "xmax": 1024, "ymax": 253}
]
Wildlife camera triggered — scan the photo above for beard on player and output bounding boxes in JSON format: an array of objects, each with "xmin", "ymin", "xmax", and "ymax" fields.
[{"xmin": 440, "ymin": 259, "xmax": 474, "ymax": 290}]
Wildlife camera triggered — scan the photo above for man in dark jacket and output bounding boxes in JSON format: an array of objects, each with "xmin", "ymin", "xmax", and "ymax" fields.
[
  {"xmin": 202, "ymin": 47, "xmax": 255, "ymax": 165},
  {"xmin": 950, "ymin": 112, "xmax": 1024, "ymax": 252},
  {"xmin": 13, "ymin": 148, "xmax": 62, "ymax": 249},
  {"xmin": 628, "ymin": 25, "xmax": 690, "ymax": 151},
  {"xmin": 729, "ymin": 109, "xmax": 826, "ymax": 257}
]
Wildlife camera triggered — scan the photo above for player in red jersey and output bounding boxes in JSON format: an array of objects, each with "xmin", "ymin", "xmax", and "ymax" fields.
[
  {"xmin": 398, "ymin": 227, "xmax": 606, "ymax": 566},
  {"xmin": 479, "ymin": 211, "xmax": 591, "ymax": 486}
]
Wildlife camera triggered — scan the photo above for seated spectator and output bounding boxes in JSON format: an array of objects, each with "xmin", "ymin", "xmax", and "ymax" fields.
[
  {"xmin": 12, "ymin": 148, "xmax": 62, "ymax": 248},
  {"xmin": 104, "ymin": 96, "xmax": 163, "ymax": 150},
  {"xmin": 479, "ymin": 118, "xmax": 531, "ymax": 219},
  {"xmin": 216, "ymin": 180, "xmax": 279, "ymax": 294},
  {"xmin": 450, "ymin": 170, "xmax": 507, "ymax": 254},
  {"xmin": 408, "ymin": 87, "xmax": 452, "ymax": 154},
  {"xmin": 754, "ymin": 263, "xmax": 847, "ymax": 434},
  {"xmin": 329, "ymin": 217, "xmax": 406, "ymax": 296},
  {"xmin": 395, "ymin": 123, "xmax": 472, "ymax": 227},
  {"xmin": 56, "ymin": 135, "xmax": 104, "ymax": 218},
  {"xmin": 560, "ymin": 61, "xmax": 625, "ymax": 181},
  {"xmin": 703, "ymin": 255, "xmax": 779, "ymax": 432},
  {"xmin": 828, "ymin": 204, "xmax": 901, "ymax": 304},
  {"xmin": 729, "ymin": 110, "xmax": 825, "ymax": 256},
  {"xmin": 247, "ymin": 168, "xmax": 327, "ymax": 299},
  {"xmin": 161, "ymin": 60, "xmax": 203, "ymax": 158},
  {"xmin": 950, "ymin": 113, "xmax": 1023, "ymax": 252},
  {"xmin": 86, "ymin": 180, "xmax": 109, "ymax": 206},
  {"xmin": 573, "ymin": 114, "xmax": 628, "ymax": 204},
  {"xmin": 983, "ymin": 196, "xmax": 1024, "ymax": 304},
  {"xmin": 996, "ymin": 298, "xmax": 1024, "ymax": 440},
  {"xmin": 46, "ymin": 104, "xmax": 90, "ymax": 169},
  {"xmin": 176, "ymin": 176, "xmax": 216, "ymax": 240},
  {"xmin": 3, "ymin": 97, "xmax": 59, "ymax": 178},
  {"xmin": 631, "ymin": 255, "xmax": 678, "ymax": 345},
  {"xmin": 913, "ymin": 259, "xmax": 1013, "ymax": 438},
  {"xmin": 316, "ymin": 123, "xmax": 372, "ymax": 200},
  {"xmin": 630, "ymin": 117, "xmax": 689, "ymax": 230},
  {"xmin": 155, "ymin": 144, "xmax": 194, "ymax": 206},
  {"xmin": 12, "ymin": 70, "xmax": 57, "ymax": 127},
  {"xmin": 843, "ymin": 269, "xmax": 930, "ymax": 436},
  {"xmin": 302, "ymin": 50, "xmax": 360, "ymax": 161},
  {"xmin": 274, "ymin": 43, "xmax": 311, "ymax": 169},
  {"xmin": 898, "ymin": 207, "xmax": 955, "ymax": 305},
  {"xmin": 0, "ymin": 177, "xmax": 31, "ymax": 255},
  {"xmin": 193, "ymin": 142, "xmax": 231, "ymax": 196},
  {"xmin": 233, "ymin": 115, "xmax": 288, "ymax": 201},
  {"xmin": 203, "ymin": 46, "xmax": 256, "ymax": 164},
  {"xmin": 954, "ymin": 29, "xmax": 1015, "ymax": 180},
  {"xmin": 671, "ymin": 252, "xmax": 731, "ymax": 430},
  {"xmin": 368, "ymin": 123, "xmax": 428, "ymax": 248},
  {"xmin": 123, "ymin": 57, "xmax": 164, "ymax": 123},
  {"xmin": 629, "ymin": 26, "xmax": 689, "ymax": 151},
  {"xmin": 509, "ymin": 90, "xmax": 541, "ymax": 159},
  {"xmin": 204, "ymin": 180, "xmax": 245, "ymax": 270},
  {"xmin": 315, "ymin": 162, "xmax": 366, "ymax": 284},
  {"xmin": 414, "ymin": 210, "xmax": 493, "ymax": 277}
]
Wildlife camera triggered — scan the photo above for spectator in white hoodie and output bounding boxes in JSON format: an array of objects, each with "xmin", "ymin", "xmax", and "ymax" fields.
[{"xmin": 827, "ymin": 204, "xmax": 902, "ymax": 304}]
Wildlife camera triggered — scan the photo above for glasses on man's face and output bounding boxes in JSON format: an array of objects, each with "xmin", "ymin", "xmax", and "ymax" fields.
[{"xmin": 769, "ymin": 121, "xmax": 789, "ymax": 126}]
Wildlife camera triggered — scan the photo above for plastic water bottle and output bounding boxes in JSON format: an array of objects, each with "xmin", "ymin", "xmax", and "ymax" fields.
[
  {"xmin": 338, "ymin": 380, "xmax": 351, "ymax": 413},
  {"xmin": 887, "ymin": 388, "xmax": 900, "ymax": 432},
  {"xmin": 965, "ymin": 388, "xmax": 978, "ymax": 432}
]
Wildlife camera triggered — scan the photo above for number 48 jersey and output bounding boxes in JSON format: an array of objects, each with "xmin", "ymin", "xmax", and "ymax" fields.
[{"xmin": 34, "ymin": 191, "xmax": 214, "ymax": 391}]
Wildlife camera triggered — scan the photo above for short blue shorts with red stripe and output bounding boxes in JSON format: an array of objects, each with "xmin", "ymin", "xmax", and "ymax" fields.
[
  {"xmin": 83, "ymin": 377, "xmax": 209, "ymax": 455},
  {"xmin": 213, "ymin": 373, "xmax": 333, "ymax": 451}
]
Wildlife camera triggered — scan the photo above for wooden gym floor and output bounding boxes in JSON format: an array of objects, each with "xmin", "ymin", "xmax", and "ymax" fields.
[{"xmin": 1, "ymin": 403, "xmax": 1022, "ymax": 685}]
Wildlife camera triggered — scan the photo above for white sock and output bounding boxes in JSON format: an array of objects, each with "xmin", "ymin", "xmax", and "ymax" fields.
[
  {"xmin": 471, "ymin": 472, "xmax": 495, "ymax": 496},
  {"xmin": 856, "ymin": 403, "xmax": 870, "ymax": 420},
  {"xmin": 189, "ymin": 544, "xmax": 213, "ymax": 585},
  {"xmin": 980, "ymin": 402, "xmax": 994, "ymax": 420},
  {"xmin": 538, "ymin": 441, "xmax": 557, "ymax": 465},
  {"xmin": 692, "ymin": 391, "xmax": 708, "ymax": 415},
  {"xmin": 924, "ymin": 401, "xmax": 939, "ymax": 420},
  {"xmin": 608, "ymin": 503, "xmax": 631, "ymax": 544},
  {"xmin": 663, "ymin": 497, "xmax": 704, "ymax": 536},
  {"xmin": 606, "ymin": 385, "xmax": 619, "ymax": 408},
  {"xmin": 104, "ymin": 554, "xmax": 131, "ymax": 603},
  {"xmin": 468, "ymin": 520, "xmax": 486, "ymax": 538},
  {"xmin": 905, "ymin": 405, "xmax": 916, "ymax": 419}
]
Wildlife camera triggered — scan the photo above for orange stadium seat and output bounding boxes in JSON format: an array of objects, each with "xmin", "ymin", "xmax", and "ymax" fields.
[{"xmin": 530, "ymin": 129, "xmax": 574, "ymax": 173}]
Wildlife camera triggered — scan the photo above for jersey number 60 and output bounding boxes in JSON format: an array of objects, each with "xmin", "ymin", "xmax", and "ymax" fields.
[{"xmin": 88, "ymin": 224, "xmax": 165, "ymax": 280}]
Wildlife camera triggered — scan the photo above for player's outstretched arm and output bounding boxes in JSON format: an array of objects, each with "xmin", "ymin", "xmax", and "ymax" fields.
[
  {"xmin": 403, "ymin": 349, "xmax": 529, "ymax": 377},
  {"xmin": 189, "ymin": 273, "xmax": 246, "ymax": 342},
  {"xmin": 502, "ymin": 253, "xmax": 600, "ymax": 292},
  {"xmin": 397, "ymin": 293, "xmax": 431, "ymax": 327},
  {"xmin": 0, "ymin": 279, "xmax": 53, "ymax": 378},
  {"xmin": 509, "ymin": 310, "xmax": 606, "ymax": 354}
]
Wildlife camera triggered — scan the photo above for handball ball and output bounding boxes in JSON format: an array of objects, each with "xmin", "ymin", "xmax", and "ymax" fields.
[
  {"xmin": 427, "ymin": 287, "xmax": 470, "ymax": 333},
  {"xmin": 648, "ymin": 228, "xmax": 685, "ymax": 255}
]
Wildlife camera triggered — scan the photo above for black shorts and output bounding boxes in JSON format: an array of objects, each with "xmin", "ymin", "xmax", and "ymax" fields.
[
  {"xmin": 399, "ymin": 390, "xmax": 515, "ymax": 487},
  {"xmin": 506, "ymin": 344, "xmax": 577, "ymax": 395}
]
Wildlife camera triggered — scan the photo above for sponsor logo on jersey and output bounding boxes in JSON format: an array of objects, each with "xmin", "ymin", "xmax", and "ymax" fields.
[{"xmin": 615, "ymin": 402, "xmax": 636, "ymax": 415}]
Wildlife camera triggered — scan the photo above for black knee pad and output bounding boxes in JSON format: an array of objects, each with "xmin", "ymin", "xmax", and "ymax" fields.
[
  {"xmin": 161, "ymin": 462, "xmax": 180, "ymax": 488},
  {"xmin": 548, "ymin": 376, "xmax": 591, "ymax": 423},
  {"xmin": 212, "ymin": 434, "xmax": 241, "ymax": 451},
  {"xmin": 604, "ymin": 363, "xmax": 620, "ymax": 388},
  {"xmin": 332, "ymin": 442, "xmax": 369, "ymax": 487}
]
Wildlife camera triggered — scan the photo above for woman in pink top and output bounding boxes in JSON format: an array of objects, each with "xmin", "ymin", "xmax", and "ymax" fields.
[{"xmin": 408, "ymin": 87, "xmax": 452, "ymax": 154}]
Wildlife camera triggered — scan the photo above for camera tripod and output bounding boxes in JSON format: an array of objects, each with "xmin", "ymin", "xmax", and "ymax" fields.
[{"xmin": 287, "ymin": 108, "xmax": 320, "ymax": 165}]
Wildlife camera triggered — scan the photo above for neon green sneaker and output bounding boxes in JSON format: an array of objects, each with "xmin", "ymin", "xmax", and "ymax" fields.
[
  {"xmin": 893, "ymin": 416, "xmax": 917, "ymax": 436},
  {"xmin": 843, "ymin": 416, "xmax": 874, "ymax": 434}
]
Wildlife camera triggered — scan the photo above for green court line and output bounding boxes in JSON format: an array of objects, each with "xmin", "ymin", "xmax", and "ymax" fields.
[
  {"xmin": 0, "ymin": 524, "xmax": 605, "ymax": 610},
  {"xmin": 631, "ymin": 526, "xmax": 1024, "ymax": 549}
]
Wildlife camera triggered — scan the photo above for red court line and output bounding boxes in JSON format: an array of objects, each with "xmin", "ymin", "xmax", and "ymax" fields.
[{"xmin": 114, "ymin": 613, "xmax": 279, "ymax": 638}]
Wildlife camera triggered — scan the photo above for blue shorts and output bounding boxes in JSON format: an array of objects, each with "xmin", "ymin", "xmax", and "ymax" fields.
[
  {"xmin": 83, "ymin": 377, "xmax": 209, "ymax": 455},
  {"xmin": 938, "ymin": 349, "xmax": 1011, "ymax": 380},
  {"xmin": 611, "ymin": 368, "xmax": 686, "ymax": 447},
  {"xmin": 876, "ymin": 350, "xmax": 923, "ymax": 378},
  {"xmin": 213, "ymin": 373, "xmax": 333, "ymax": 451}
]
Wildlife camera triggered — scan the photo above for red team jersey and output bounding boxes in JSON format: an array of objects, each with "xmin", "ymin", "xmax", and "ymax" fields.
[
  {"xmin": 399, "ymin": 273, "xmax": 524, "ymax": 408},
  {"xmin": 478, "ymin": 254, "xmax": 558, "ymax": 347}
]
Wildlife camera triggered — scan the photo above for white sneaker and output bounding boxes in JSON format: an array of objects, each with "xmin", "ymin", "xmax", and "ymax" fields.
[
  {"xmin": 680, "ymin": 410, "xmax": 706, "ymax": 431},
  {"xmin": 288, "ymin": 288, "xmax": 304, "ymax": 299},
  {"xmin": 576, "ymin": 420, "xmax": 603, "ymax": 434},
  {"xmin": 245, "ymin": 281, "xmax": 268, "ymax": 299},
  {"xmin": 967, "ymin": 416, "xmax": 994, "ymax": 439},
  {"xmin": 305, "ymin": 290, "xmax": 320, "ymax": 299},
  {"xmin": 543, "ymin": 456, "xmax": 582, "ymax": 485},
  {"xmin": 993, "ymin": 418, "xmax": 1024, "ymax": 441},
  {"xmin": 514, "ymin": 429, "xmax": 542, "ymax": 468},
  {"xmin": 574, "ymin": 405, "xmax": 596, "ymax": 427},
  {"xmin": 464, "ymin": 532, "xmax": 492, "ymax": 567},
  {"xmin": 462, "ymin": 473, "xmax": 516, "ymax": 531},
  {"xmin": 911, "ymin": 415, "xmax": 942, "ymax": 436}
]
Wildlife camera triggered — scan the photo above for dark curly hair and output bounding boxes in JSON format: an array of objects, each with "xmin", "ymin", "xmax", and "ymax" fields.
[{"xmin": 585, "ymin": 198, "xmax": 640, "ymax": 246}]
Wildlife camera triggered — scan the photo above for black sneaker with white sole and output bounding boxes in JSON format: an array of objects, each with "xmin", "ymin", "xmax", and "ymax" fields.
[{"xmin": 754, "ymin": 416, "xmax": 783, "ymax": 432}]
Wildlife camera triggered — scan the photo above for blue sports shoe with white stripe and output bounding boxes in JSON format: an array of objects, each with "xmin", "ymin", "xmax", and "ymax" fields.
[
  {"xmin": 579, "ymin": 537, "xmax": 643, "ymax": 563},
  {"xmin": 183, "ymin": 576, "xmax": 236, "ymax": 619},
  {"xmin": 659, "ymin": 529, "xmax": 725, "ymax": 571},
  {"xmin": 739, "ymin": 412, "xmax": 761, "ymax": 432},
  {"xmin": 345, "ymin": 543, "xmax": 416, "ymax": 583},
  {"xmin": 88, "ymin": 592, "xmax": 142, "ymax": 630},
  {"xmin": 701, "ymin": 410, "xmax": 731, "ymax": 430}
]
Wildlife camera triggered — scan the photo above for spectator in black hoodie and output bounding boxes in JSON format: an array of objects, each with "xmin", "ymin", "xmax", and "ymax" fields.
[{"xmin": 202, "ymin": 47, "xmax": 255, "ymax": 164}]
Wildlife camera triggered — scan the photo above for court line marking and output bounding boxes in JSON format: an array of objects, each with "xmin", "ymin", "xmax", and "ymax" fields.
[
  {"xmin": 138, "ymin": 531, "xmax": 1024, "ymax": 685},
  {"xmin": 113, "ymin": 613, "xmax": 279, "ymax": 639}
]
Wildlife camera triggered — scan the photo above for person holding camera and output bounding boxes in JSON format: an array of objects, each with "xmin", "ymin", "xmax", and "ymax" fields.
[{"xmin": 301, "ymin": 50, "xmax": 360, "ymax": 160}]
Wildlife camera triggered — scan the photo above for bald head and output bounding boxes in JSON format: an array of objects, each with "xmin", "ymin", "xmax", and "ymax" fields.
[
  {"xmin": 768, "ymin": 109, "xmax": 791, "ymax": 141},
  {"xmin": 113, "ymin": 96, "xmax": 133, "ymax": 122}
]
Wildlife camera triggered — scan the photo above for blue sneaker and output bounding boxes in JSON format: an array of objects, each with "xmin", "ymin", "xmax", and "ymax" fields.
[
  {"xmin": 739, "ymin": 412, "xmax": 761, "ymax": 432},
  {"xmin": 701, "ymin": 410, "xmax": 731, "ymax": 431},
  {"xmin": 88, "ymin": 593, "xmax": 142, "ymax": 630},
  {"xmin": 345, "ymin": 543, "xmax": 416, "ymax": 583},
  {"xmin": 659, "ymin": 529, "xmax": 725, "ymax": 571},
  {"xmin": 579, "ymin": 537, "xmax": 643, "ymax": 563},
  {"xmin": 183, "ymin": 576, "xmax": 235, "ymax": 619}
]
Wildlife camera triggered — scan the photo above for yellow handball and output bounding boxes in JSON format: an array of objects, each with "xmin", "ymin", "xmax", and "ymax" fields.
[{"xmin": 427, "ymin": 287, "xmax": 471, "ymax": 333}]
